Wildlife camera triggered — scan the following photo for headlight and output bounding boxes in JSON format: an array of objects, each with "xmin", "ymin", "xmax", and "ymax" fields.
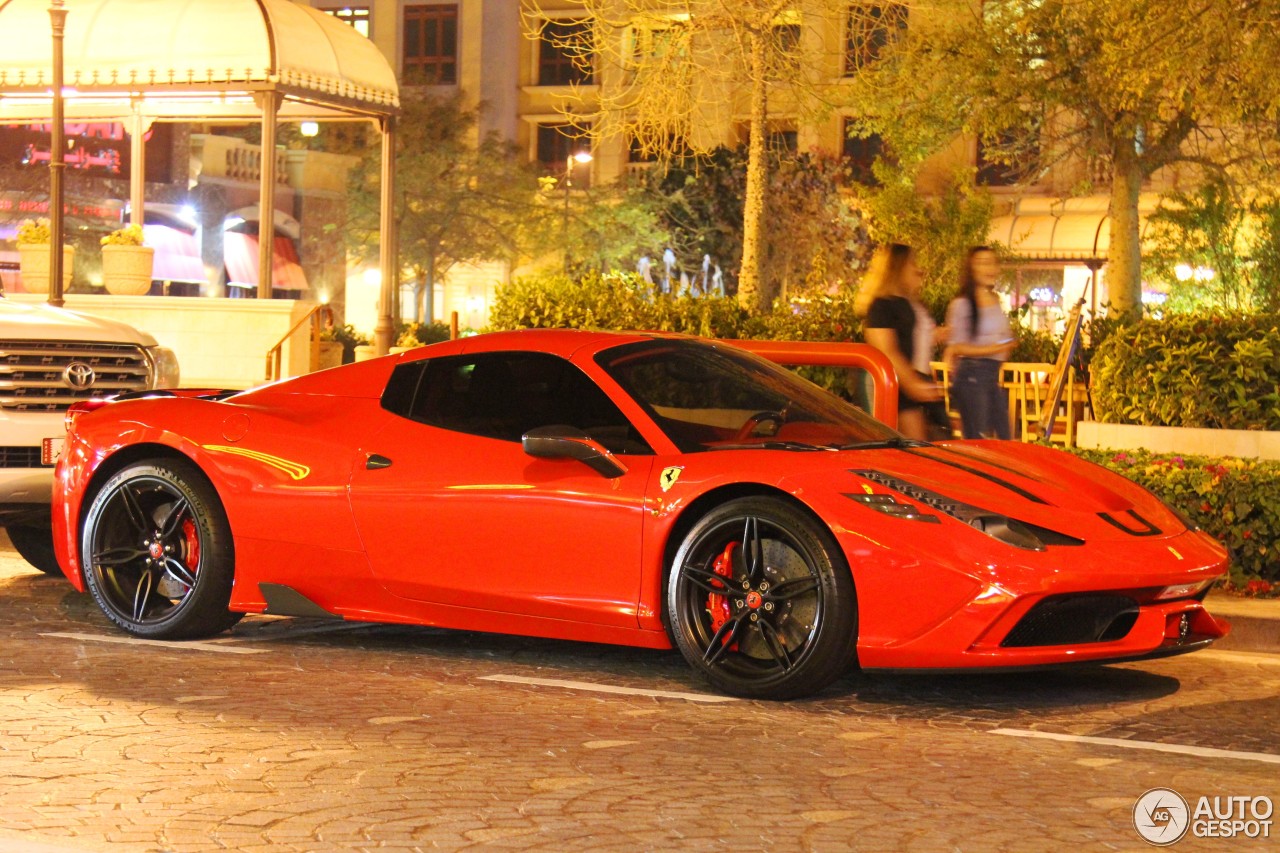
[
  {"xmin": 145, "ymin": 346, "xmax": 181, "ymax": 389},
  {"xmin": 851, "ymin": 469, "xmax": 1084, "ymax": 551}
]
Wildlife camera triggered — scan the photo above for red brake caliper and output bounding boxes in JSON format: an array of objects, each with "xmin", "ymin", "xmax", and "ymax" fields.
[
  {"xmin": 181, "ymin": 517, "xmax": 200, "ymax": 581},
  {"xmin": 706, "ymin": 542, "xmax": 737, "ymax": 647}
]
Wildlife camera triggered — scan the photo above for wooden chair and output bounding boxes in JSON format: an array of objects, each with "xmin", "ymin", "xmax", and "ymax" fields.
[{"xmin": 1002, "ymin": 362, "xmax": 1090, "ymax": 445}]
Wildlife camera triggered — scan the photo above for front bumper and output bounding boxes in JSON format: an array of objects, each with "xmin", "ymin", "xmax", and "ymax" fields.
[{"xmin": 851, "ymin": 527, "xmax": 1231, "ymax": 670}]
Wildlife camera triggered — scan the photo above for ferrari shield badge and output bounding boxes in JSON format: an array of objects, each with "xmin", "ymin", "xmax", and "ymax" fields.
[{"xmin": 660, "ymin": 466, "xmax": 684, "ymax": 492}]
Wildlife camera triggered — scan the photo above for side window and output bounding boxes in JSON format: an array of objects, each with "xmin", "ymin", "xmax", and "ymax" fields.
[{"xmin": 381, "ymin": 353, "xmax": 652, "ymax": 455}]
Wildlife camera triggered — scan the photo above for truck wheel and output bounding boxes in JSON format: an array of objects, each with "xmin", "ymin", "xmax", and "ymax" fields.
[{"xmin": 6, "ymin": 524, "xmax": 62, "ymax": 576}]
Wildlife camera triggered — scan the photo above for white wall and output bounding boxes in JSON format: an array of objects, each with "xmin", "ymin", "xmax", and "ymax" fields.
[{"xmin": 9, "ymin": 294, "xmax": 316, "ymax": 390}]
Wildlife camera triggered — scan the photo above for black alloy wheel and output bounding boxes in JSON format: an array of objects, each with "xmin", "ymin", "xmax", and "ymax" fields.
[
  {"xmin": 81, "ymin": 459, "xmax": 241, "ymax": 639},
  {"xmin": 667, "ymin": 496, "xmax": 858, "ymax": 699}
]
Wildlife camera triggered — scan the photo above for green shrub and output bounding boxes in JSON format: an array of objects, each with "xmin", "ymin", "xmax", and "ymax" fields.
[
  {"xmin": 395, "ymin": 321, "xmax": 452, "ymax": 348},
  {"xmin": 1068, "ymin": 447, "xmax": 1279, "ymax": 589},
  {"xmin": 320, "ymin": 323, "xmax": 370, "ymax": 363},
  {"xmin": 1091, "ymin": 313, "xmax": 1280, "ymax": 430}
]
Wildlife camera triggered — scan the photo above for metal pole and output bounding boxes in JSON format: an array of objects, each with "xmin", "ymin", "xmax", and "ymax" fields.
[
  {"xmin": 373, "ymin": 117, "xmax": 397, "ymax": 356},
  {"xmin": 129, "ymin": 102, "xmax": 146, "ymax": 227},
  {"xmin": 47, "ymin": 0, "xmax": 67, "ymax": 308},
  {"xmin": 562, "ymin": 154, "xmax": 571, "ymax": 273},
  {"xmin": 256, "ymin": 92, "xmax": 282, "ymax": 300}
]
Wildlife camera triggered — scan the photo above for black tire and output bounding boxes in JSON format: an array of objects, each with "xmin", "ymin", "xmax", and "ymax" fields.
[
  {"xmin": 80, "ymin": 458, "xmax": 241, "ymax": 639},
  {"xmin": 6, "ymin": 523, "xmax": 63, "ymax": 576},
  {"xmin": 667, "ymin": 497, "xmax": 858, "ymax": 699}
]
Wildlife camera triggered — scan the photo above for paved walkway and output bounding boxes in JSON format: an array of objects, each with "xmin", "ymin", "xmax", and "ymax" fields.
[
  {"xmin": 1, "ymin": 544, "xmax": 1277, "ymax": 851},
  {"xmin": 1204, "ymin": 591, "xmax": 1280, "ymax": 653}
]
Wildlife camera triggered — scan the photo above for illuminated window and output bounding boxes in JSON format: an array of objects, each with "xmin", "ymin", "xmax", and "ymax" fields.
[
  {"xmin": 845, "ymin": 4, "xmax": 907, "ymax": 75},
  {"xmin": 404, "ymin": 5, "xmax": 458, "ymax": 84},
  {"xmin": 629, "ymin": 21, "xmax": 689, "ymax": 67},
  {"xmin": 323, "ymin": 6, "xmax": 370, "ymax": 38},
  {"xmin": 539, "ymin": 20, "xmax": 594, "ymax": 86},
  {"xmin": 768, "ymin": 22, "xmax": 802, "ymax": 76}
]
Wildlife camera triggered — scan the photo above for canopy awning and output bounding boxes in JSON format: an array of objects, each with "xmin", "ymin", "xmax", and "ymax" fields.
[
  {"xmin": 224, "ymin": 231, "xmax": 307, "ymax": 291},
  {"xmin": 989, "ymin": 195, "xmax": 1161, "ymax": 262},
  {"xmin": 0, "ymin": 0, "xmax": 399, "ymax": 122},
  {"xmin": 144, "ymin": 223, "xmax": 204, "ymax": 284}
]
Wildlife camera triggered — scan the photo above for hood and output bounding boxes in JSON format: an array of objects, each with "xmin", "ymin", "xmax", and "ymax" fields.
[
  {"xmin": 789, "ymin": 440, "xmax": 1186, "ymax": 544},
  {"xmin": 0, "ymin": 297, "xmax": 158, "ymax": 346}
]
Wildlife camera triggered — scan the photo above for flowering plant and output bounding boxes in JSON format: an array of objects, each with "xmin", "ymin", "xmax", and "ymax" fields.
[
  {"xmin": 100, "ymin": 224, "xmax": 145, "ymax": 247},
  {"xmin": 16, "ymin": 218, "xmax": 52, "ymax": 245}
]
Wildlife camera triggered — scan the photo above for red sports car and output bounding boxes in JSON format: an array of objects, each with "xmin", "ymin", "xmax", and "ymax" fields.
[{"xmin": 50, "ymin": 330, "xmax": 1230, "ymax": 699}]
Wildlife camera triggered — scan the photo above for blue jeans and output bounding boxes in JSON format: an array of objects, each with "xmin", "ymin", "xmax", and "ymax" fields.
[{"xmin": 954, "ymin": 358, "xmax": 1010, "ymax": 439}]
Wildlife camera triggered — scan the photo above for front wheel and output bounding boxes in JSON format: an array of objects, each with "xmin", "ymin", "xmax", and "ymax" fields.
[
  {"xmin": 81, "ymin": 458, "xmax": 241, "ymax": 639},
  {"xmin": 667, "ymin": 497, "xmax": 858, "ymax": 699}
]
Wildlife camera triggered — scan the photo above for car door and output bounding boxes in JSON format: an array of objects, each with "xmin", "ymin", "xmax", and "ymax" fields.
[{"xmin": 348, "ymin": 351, "xmax": 655, "ymax": 628}]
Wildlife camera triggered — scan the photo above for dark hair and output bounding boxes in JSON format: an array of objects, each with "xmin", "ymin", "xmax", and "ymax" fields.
[
  {"xmin": 855, "ymin": 242, "xmax": 916, "ymax": 316},
  {"xmin": 959, "ymin": 246, "xmax": 996, "ymax": 338}
]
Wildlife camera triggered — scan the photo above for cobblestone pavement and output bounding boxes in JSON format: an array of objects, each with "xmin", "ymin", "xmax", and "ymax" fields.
[{"xmin": 1, "ymin": 545, "xmax": 1277, "ymax": 852}]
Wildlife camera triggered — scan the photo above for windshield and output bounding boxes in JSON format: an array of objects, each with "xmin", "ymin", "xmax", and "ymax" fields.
[{"xmin": 596, "ymin": 339, "xmax": 902, "ymax": 453}]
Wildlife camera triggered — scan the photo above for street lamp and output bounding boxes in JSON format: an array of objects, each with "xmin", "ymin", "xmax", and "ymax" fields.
[{"xmin": 562, "ymin": 149, "xmax": 592, "ymax": 272}]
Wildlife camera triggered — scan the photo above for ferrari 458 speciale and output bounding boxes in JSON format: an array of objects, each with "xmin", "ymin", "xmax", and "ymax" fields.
[{"xmin": 50, "ymin": 330, "xmax": 1229, "ymax": 698}]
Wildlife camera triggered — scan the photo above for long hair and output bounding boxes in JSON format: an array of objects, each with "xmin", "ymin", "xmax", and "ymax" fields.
[
  {"xmin": 959, "ymin": 245, "xmax": 994, "ymax": 337},
  {"xmin": 854, "ymin": 243, "xmax": 914, "ymax": 317}
]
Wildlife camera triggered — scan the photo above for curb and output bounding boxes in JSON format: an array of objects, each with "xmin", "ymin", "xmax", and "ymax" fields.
[{"xmin": 1205, "ymin": 592, "xmax": 1280, "ymax": 655}]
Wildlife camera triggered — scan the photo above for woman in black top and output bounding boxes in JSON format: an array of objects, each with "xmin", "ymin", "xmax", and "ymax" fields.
[{"xmin": 855, "ymin": 243, "xmax": 945, "ymax": 441}]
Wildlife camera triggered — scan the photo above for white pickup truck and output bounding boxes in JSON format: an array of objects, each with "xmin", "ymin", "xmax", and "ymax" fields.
[{"xmin": 0, "ymin": 296, "xmax": 179, "ymax": 573}]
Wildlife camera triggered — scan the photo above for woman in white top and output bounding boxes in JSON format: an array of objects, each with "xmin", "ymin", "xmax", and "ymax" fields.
[{"xmin": 945, "ymin": 247, "xmax": 1015, "ymax": 439}]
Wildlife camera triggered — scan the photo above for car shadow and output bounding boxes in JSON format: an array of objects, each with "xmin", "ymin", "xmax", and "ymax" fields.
[
  {"xmin": 33, "ymin": 586, "xmax": 1185, "ymax": 718},
  {"xmin": 822, "ymin": 665, "xmax": 1183, "ymax": 712}
]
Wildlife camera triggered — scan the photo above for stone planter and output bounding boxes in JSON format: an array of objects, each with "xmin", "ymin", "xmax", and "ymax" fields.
[
  {"xmin": 101, "ymin": 244, "xmax": 155, "ymax": 295},
  {"xmin": 316, "ymin": 340, "xmax": 343, "ymax": 371},
  {"xmin": 353, "ymin": 344, "xmax": 376, "ymax": 362},
  {"xmin": 16, "ymin": 244, "xmax": 74, "ymax": 294},
  {"xmin": 1076, "ymin": 420, "xmax": 1280, "ymax": 461}
]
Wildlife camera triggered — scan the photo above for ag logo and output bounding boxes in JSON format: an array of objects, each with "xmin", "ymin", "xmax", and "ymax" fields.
[
  {"xmin": 1134, "ymin": 787, "xmax": 1190, "ymax": 846},
  {"xmin": 62, "ymin": 361, "xmax": 96, "ymax": 390},
  {"xmin": 659, "ymin": 466, "xmax": 684, "ymax": 492}
]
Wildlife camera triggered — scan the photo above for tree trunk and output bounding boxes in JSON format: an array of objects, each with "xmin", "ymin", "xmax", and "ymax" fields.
[
  {"xmin": 737, "ymin": 30, "xmax": 769, "ymax": 312},
  {"xmin": 423, "ymin": 254, "xmax": 436, "ymax": 325},
  {"xmin": 1107, "ymin": 146, "xmax": 1144, "ymax": 317}
]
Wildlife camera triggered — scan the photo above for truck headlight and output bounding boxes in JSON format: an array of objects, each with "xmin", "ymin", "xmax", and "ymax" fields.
[{"xmin": 145, "ymin": 346, "xmax": 181, "ymax": 389}]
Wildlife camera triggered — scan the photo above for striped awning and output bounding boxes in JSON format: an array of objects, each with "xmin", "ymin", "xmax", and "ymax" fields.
[
  {"xmin": 224, "ymin": 231, "xmax": 308, "ymax": 291},
  {"xmin": 989, "ymin": 196, "xmax": 1159, "ymax": 262}
]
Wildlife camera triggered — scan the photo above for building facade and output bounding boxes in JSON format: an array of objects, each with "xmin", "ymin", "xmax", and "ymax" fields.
[{"xmin": 303, "ymin": 1, "xmax": 1193, "ymax": 325}]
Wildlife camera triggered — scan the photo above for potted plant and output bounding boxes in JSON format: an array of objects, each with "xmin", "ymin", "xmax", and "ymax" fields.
[
  {"xmin": 100, "ymin": 223, "xmax": 154, "ymax": 295},
  {"xmin": 321, "ymin": 323, "xmax": 371, "ymax": 364},
  {"xmin": 16, "ymin": 218, "xmax": 74, "ymax": 295}
]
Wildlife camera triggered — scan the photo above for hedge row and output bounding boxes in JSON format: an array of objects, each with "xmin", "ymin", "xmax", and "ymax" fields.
[
  {"xmin": 489, "ymin": 270, "xmax": 1055, "ymax": 362},
  {"xmin": 1069, "ymin": 448, "xmax": 1279, "ymax": 591},
  {"xmin": 488, "ymin": 270, "xmax": 863, "ymax": 342},
  {"xmin": 1091, "ymin": 314, "xmax": 1280, "ymax": 431}
]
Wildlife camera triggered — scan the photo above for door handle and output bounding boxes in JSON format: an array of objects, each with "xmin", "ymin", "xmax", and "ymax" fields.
[{"xmin": 365, "ymin": 453, "xmax": 393, "ymax": 470}]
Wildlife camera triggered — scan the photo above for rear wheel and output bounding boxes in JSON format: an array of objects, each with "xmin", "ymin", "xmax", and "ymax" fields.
[
  {"xmin": 81, "ymin": 458, "xmax": 241, "ymax": 639},
  {"xmin": 6, "ymin": 523, "xmax": 62, "ymax": 576},
  {"xmin": 667, "ymin": 497, "xmax": 858, "ymax": 699}
]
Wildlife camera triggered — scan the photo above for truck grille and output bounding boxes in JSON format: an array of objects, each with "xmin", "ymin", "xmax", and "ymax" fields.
[
  {"xmin": 0, "ymin": 340, "xmax": 151, "ymax": 412},
  {"xmin": 0, "ymin": 446, "xmax": 46, "ymax": 468}
]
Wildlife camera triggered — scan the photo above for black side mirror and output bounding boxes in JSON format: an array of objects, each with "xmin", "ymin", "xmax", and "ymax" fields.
[{"xmin": 522, "ymin": 425, "xmax": 628, "ymax": 478}]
